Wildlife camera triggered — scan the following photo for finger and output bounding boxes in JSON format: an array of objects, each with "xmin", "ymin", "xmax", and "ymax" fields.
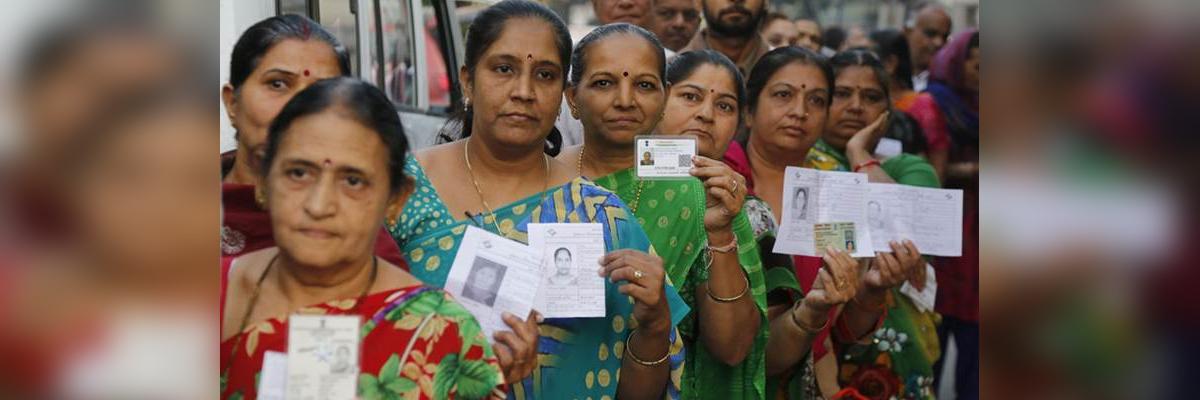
[
  {"xmin": 599, "ymin": 251, "xmax": 635, "ymax": 276},
  {"xmin": 492, "ymin": 342, "xmax": 514, "ymax": 371},
  {"xmin": 866, "ymin": 111, "xmax": 890, "ymax": 133},
  {"xmin": 903, "ymin": 239, "xmax": 922, "ymax": 262},
  {"xmin": 689, "ymin": 155, "xmax": 724, "ymax": 168},
  {"xmin": 618, "ymin": 280, "xmax": 663, "ymax": 306},
  {"xmin": 502, "ymin": 312, "xmax": 534, "ymax": 341},
  {"xmin": 494, "ymin": 331, "xmax": 528, "ymax": 362},
  {"xmin": 707, "ymin": 186, "xmax": 738, "ymax": 212},
  {"xmin": 608, "ymin": 265, "xmax": 661, "ymax": 288},
  {"xmin": 690, "ymin": 165, "xmax": 735, "ymax": 180}
]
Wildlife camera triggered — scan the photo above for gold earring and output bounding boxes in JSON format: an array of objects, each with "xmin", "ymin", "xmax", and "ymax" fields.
[{"xmin": 255, "ymin": 188, "xmax": 267, "ymax": 210}]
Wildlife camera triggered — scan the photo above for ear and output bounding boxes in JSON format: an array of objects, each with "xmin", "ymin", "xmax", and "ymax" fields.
[
  {"xmin": 221, "ymin": 83, "xmax": 238, "ymax": 126},
  {"xmin": 565, "ymin": 85, "xmax": 580, "ymax": 118},
  {"xmin": 457, "ymin": 65, "xmax": 473, "ymax": 103},
  {"xmin": 385, "ymin": 175, "xmax": 415, "ymax": 228}
]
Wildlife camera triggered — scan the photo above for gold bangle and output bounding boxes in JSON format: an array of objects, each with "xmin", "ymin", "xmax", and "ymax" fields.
[
  {"xmin": 624, "ymin": 328, "xmax": 670, "ymax": 366},
  {"xmin": 789, "ymin": 301, "xmax": 830, "ymax": 334},
  {"xmin": 705, "ymin": 271, "xmax": 750, "ymax": 303}
]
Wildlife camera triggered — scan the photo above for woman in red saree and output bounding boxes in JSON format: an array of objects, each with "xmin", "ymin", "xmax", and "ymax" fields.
[
  {"xmin": 221, "ymin": 78, "xmax": 505, "ymax": 399},
  {"xmin": 219, "ymin": 14, "xmax": 404, "ymax": 264}
]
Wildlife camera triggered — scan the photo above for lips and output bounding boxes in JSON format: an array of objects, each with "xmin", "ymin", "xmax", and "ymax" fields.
[
  {"xmin": 778, "ymin": 125, "xmax": 808, "ymax": 136},
  {"xmin": 839, "ymin": 120, "xmax": 866, "ymax": 130},
  {"xmin": 499, "ymin": 112, "xmax": 538, "ymax": 123},
  {"xmin": 682, "ymin": 128, "xmax": 711, "ymax": 138},
  {"xmin": 605, "ymin": 116, "xmax": 642, "ymax": 128},
  {"xmin": 296, "ymin": 227, "xmax": 338, "ymax": 239}
]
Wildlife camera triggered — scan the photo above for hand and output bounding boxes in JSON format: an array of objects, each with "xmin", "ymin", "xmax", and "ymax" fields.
[
  {"xmin": 845, "ymin": 111, "xmax": 890, "ymax": 163},
  {"xmin": 800, "ymin": 247, "xmax": 859, "ymax": 312},
  {"xmin": 863, "ymin": 240, "xmax": 921, "ymax": 293},
  {"xmin": 600, "ymin": 250, "xmax": 670, "ymax": 334},
  {"xmin": 492, "ymin": 310, "xmax": 541, "ymax": 384},
  {"xmin": 689, "ymin": 155, "xmax": 746, "ymax": 232}
]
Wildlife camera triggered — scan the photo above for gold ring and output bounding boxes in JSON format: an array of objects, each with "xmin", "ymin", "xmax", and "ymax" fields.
[
  {"xmin": 731, "ymin": 180, "xmax": 739, "ymax": 193},
  {"xmin": 633, "ymin": 270, "xmax": 645, "ymax": 280}
]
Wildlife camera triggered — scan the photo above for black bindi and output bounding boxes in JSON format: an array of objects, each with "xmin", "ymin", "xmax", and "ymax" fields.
[{"xmin": 623, "ymin": 71, "xmax": 629, "ymax": 77}]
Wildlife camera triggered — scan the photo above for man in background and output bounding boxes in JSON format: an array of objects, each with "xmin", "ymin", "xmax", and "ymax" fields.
[
  {"xmin": 651, "ymin": 0, "xmax": 702, "ymax": 52},
  {"xmin": 905, "ymin": 3, "xmax": 952, "ymax": 91},
  {"xmin": 681, "ymin": 0, "xmax": 770, "ymax": 76}
]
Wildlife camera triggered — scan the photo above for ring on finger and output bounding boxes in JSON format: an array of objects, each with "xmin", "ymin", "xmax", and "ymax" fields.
[
  {"xmin": 730, "ymin": 179, "xmax": 739, "ymax": 193},
  {"xmin": 633, "ymin": 269, "xmax": 644, "ymax": 280}
]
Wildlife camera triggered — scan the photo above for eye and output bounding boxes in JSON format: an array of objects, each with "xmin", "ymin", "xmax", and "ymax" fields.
[
  {"xmin": 637, "ymin": 81, "xmax": 658, "ymax": 90},
  {"xmin": 267, "ymin": 79, "xmax": 289, "ymax": 91},
  {"xmin": 343, "ymin": 175, "xmax": 366, "ymax": 189},
  {"xmin": 535, "ymin": 69, "xmax": 556, "ymax": 81},
  {"xmin": 682, "ymin": 92, "xmax": 700, "ymax": 102},
  {"xmin": 772, "ymin": 90, "xmax": 792, "ymax": 99},
  {"xmin": 833, "ymin": 89, "xmax": 852, "ymax": 99},
  {"xmin": 285, "ymin": 167, "xmax": 310, "ymax": 181},
  {"xmin": 494, "ymin": 64, "xmax": 514, "ymax": 74},
  {"xmin": 865, "ymin": 93, "xmax": 885, "ymax": 103},
  {"xmin": 717, "ymin": 102, "xmax": 735, "ymax": 113},
  {"xmin": 591, "ymin": 79, "xmax": 613, "ymax": 88},
  {"xmin": 808, "ymin": 94, "xmax": 828, "ymax": 108}
]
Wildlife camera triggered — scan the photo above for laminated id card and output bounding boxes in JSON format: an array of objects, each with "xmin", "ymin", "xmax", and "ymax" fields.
[
  {"xmin": 286, "ymin": 314, "xmax": 361, "ymax": 400},
  {"xmin": 635, "ymin": 135, "xmax": 697, "ymax": 179}
]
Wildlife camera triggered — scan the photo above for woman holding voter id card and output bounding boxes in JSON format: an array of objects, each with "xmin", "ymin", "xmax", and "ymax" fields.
[
  {"xmin": 803, "ymin": 49, "xmax": 940, "ymax": 400},
  {"xmin": 220, "ymin": 78, "xmax": 506, "ymax": 399},
  {"xmin": 558, "ymin": 26, "xmax": 767, "ymax": 400},
  {"xmin": 386, "ymin": 2, "xmax": 689, "ymax": 399}
]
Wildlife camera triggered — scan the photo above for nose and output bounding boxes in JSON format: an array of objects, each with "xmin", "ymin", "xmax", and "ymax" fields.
[
  {"xmin": 696, "ymin": 99, "xmax": 715, "ymax": 123},
  {"xmin": 616, "ymin": 0, "xmax": 634, "ymax": 9},
  {"xmin": 615, "ymin": 81, "xmax": 635, "ymax": 110},
  {"xmin": 302, "ymin": 176, "xmax": 338, "ymax": 220},
  {"xmin": 511, "ymin": 70, "xmax": 536, "ymax": 103},
  {"xmin": 846, "ymin": 93, "xmax": 865, "ymax": 114}
]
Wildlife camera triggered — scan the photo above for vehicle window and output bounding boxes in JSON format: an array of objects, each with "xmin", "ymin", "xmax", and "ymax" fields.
[
  {"xmin": 317, "ymin": 0, "xmax": 360, "ymax": 75},
  {"xmin": 378, "ymin": 0, "xmax": 417, "ymax": 108}
]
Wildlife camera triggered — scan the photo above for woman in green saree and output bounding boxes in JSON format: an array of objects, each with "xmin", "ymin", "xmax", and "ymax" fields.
[
  {"xmin": 387, "ymin": 2, "xmax": 689, "ymax": 399},
  {"xmin": 557, "ymin": 28, "xmax": 764, "ymax": 399},
  {"xmin": 806, "ymin": 49, "xmax": 940, "ymax": 400}
]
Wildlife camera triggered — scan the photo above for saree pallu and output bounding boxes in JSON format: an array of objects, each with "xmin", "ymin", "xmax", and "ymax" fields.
[
  {"xmin": 389, "ymin": 158, "xmax": 690, "ymax": 399},
  {"xmin": 593, "ymin": 168, "xmax": 769, "ymax": 400},
  {"xmin": 803, "ymin": 140, "xmax": 943, "ymax": 400},
  {"xmin": 220, "ymin": 259, "xmax": 505, "ymax": 399}
]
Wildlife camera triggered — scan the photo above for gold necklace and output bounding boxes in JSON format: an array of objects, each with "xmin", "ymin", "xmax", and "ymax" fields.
[
  {"xmin": 463, "ymin": 137, "xmax": 550, "ymax": 234},
  {"xmin": 578, "ymin": 144, "xmax": 643, "ymax": 213}
]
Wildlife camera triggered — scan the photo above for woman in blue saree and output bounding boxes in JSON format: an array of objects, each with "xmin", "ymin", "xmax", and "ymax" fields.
[{"xmin": 387, "ymin": 2, "xmax": 689, "ymax": 399}]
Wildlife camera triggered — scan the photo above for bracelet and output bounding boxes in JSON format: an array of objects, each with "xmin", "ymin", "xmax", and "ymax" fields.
[
  {"xmin": 853, "ymin": 159, "xmax": 881, "ymax": 172},
  {"xmin": 706, "ymin": 234, "xmax": 738, "ymax": 253},
  {"xmin": 789, "ymin": 301, "xmax": 831, "ymax": 334},
  {"xmin": 705, "ymin": 271, "xmax": 750, "ymax": 303},
  {"xmin": 625, "ymin": 328, "xmax": 670, "ymax": 366}
]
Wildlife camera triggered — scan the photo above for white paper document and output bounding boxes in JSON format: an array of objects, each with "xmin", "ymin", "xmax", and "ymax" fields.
[
  {"xmin": 866, "ymin": 183, "xmax": 964, "ymax": 256},
  {"xmin": 258, "ymin": 351, "xmax": 288, "ymax": 400},
  {"xmin": 445, "ymin": 226, "xmax": 541, "ymax": 340},
  {"xmin": 286, "ymin": 314, "xmax": 360, "ymax": 400},
  {"xmin": 900, "ymin": 263, "xmax": 938, "ymax": 313},
  {"xmin": 528, "ymin": 223, "xmax": 607, "ymax": 318},
  {"xmin": 874, "ymin": 137, "xmax": 903, "ymax": 160},
  {"xmin": 773, "ymin": 167, "xmax": 875, "ymax": 257}
]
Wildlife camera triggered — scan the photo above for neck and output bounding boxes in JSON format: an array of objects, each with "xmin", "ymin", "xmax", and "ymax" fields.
[
  {"xmin": 274, "ymin": 252, "xmax": 376, "ymax": 307},
  {"xmin": 747, "ymin": 136, "xmax": 808, "ymax": 174},
  {"xmin": 466, "ymin": 136, "xmax": 547, "ymax": 184},
  {"xmin": 580, "ymin": 133, "xmax": 635, "ymax": 178},
  {"xmin": 706, "ymin": 29, "xmax": 754, "ymax": 62},
  {"xmin": 224, "ymin": 146, "xmax": 259, "ymax": 185}
]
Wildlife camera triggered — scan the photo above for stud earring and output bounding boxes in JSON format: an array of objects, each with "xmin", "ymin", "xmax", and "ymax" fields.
[{"xmin": 255, "ymin": 188, "xmax": 268, "ymax": 210}]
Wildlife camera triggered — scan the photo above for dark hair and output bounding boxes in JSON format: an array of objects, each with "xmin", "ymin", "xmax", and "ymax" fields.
[
  {"xmin": 228, "ymin": 14, "xmax": 350, "ymax": 91},
  {"xmin": 869, "ymin": 29, "xmax": 914, "ymax": 90},
  {"xmin": 439, "ymin": 0, "xmax": 572, "ymax": 146},
  {"xmin": 745, "ymin": 46, "xmax": 833, "ymax": 112},
  {"xmin": 570, "ymin": 23, "xmax": 666, "ymax": 86},
  {"xmin": 667, "ymin": 50, "xmax": 746, "ymax": 126},
  {"xmin": 829, "ymin": 49, "xmax": 892, "ymax": 101},
  {"xmin": 263, "ymin": 77, "xmax": 410, "ymax": 194},
  {"xmin": 822, "ymin": 26, "xmax": 846, "ymax": 50},
  {"xmin": 968, "ymin": 31, "xmax": 980, "ymax": 51},
  {"xmin": 554, "ymin": 247, "xmax": 572, "ymax": 258}
]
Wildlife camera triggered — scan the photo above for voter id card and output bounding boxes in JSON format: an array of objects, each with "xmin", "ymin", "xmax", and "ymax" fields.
[
  {"xmin": 286, "ymin": 314, "xmax": 360, "ymax": 400},
  {"xmin": 635, "ymin": 135, "xmax": 697, "ymax": 179}
]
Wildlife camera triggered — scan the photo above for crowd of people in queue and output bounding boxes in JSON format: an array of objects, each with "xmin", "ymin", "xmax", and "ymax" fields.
[{"xmin": 219, "ymin": 0, "xmax": 979, "ymax": 399}]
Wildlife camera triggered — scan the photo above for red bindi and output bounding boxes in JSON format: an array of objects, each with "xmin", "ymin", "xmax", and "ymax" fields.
[
  {"xmin": 323, "ymin": 158, "xmax": 332, "ymax": 166},
  {"xmin": 623, "ymin": 71, "xmax": 629, "ymax": 77},
  {"xmin": 304, "ymin": 69, "xmax": 310, "ymax": 77}
]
